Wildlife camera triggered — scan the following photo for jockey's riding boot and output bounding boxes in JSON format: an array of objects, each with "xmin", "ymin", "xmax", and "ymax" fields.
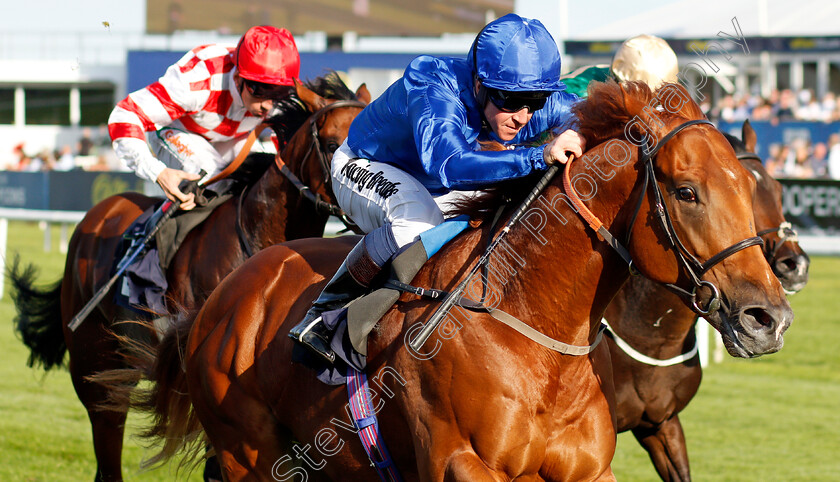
[{"xmin": 288, "ymin": 238, "xmax": 384, "ymax": 363}]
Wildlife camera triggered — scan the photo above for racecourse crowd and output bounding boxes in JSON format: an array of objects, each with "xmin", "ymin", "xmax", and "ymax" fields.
[
  {"xmin": 6, "ymin": 126, "xmax": 125, "ymax": 173},
  {"xmin": 5, "ymin": 88, "xmax": 840, "ymax": 180},
  {"xmin": 705, "ymin": 88, "xmax": 840, "ymax": 124},
  {"xmin": 698, "ymin": 88, "xmax": 840, "ymax": 180}
]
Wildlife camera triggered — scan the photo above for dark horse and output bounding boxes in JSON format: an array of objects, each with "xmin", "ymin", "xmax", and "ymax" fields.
[
  {"xmin": 604, "ymin": 120, "xmax": 809, "ymax": 481},
  {"xmin": 122, "ymin": 81, "xmax": 792, "ymax": 480},
  {"xmin": 10, "ymin": 73, "xmax": 370, "ymax": 481}
]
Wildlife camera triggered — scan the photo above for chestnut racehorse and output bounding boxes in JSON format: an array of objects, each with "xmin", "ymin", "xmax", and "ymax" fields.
[
  {"xmin": 134, "ymin": 81, "xmax": 793, "ymax": 480},
  {"xmin": 10, "ymin": 73, "xmax": 369, "ymax": 482},
  {"xmin": 605, "ymin": 120, "xmax": 809, "ymax": 481}
]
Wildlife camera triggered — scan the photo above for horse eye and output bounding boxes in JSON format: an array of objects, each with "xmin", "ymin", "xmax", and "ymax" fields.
[
  {"xmin": 327, "ymin": 141, "xmax": 340, "ymax": 153},
  {"xmin": 677, "ymin": 187, "xmax": 697, "ymax": 202}
]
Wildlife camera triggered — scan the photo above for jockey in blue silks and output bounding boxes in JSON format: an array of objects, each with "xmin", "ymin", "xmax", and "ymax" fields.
[{"xmin": 290, "ymin": 13, "xmax": 587, "ymax": 363}]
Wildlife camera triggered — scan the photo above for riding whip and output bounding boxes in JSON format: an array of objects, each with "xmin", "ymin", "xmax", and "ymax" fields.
[
  {"xmin": 67, "ymin": 169, "xmax": 206, "ymax": 331},
  {"xmin": 408, "ymin": 161, "xmax": 563, "ymax": 352}
]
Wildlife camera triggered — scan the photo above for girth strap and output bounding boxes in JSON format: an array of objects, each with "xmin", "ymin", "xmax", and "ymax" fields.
[{"xmin": 346, "ymin": 367, "xmax": 404, "ymax": 482}]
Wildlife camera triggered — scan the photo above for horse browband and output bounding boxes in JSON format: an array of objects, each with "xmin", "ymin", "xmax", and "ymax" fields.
[{"xmin": 565, "ymin": 119, "xmax": 764, "ymax": 316}]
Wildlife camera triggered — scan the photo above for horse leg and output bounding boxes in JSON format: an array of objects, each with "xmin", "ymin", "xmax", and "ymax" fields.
[
  {"xmin": 67, "ymin": 317, "xmax": 137, "ymax": 482},
  {"xmin": 631, "ymin": 415, "xmax": 691, "ymax": 482},
  {"xmin": 70, "ymin": 361, "xmax": 129, "ymax": 482}
]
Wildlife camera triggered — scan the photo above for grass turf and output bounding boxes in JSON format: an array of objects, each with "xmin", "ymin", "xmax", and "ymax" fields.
[{"xmin": 2, "ymin": 220, "xmax": 838, "ymax": 480}]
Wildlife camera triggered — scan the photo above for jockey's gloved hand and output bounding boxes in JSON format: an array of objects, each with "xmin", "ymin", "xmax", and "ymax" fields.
[
  {"xmin": 156, "ymin": 167, "xmax": 201, "ymax": 210},
  {"xmin": 543, "ymin": 130, "xmax": 587, "ymax": 165}
]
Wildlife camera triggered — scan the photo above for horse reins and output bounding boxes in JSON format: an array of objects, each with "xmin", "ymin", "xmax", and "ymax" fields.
[
  {"xmin": 235, "ymin": 100, "xmax": 366, "ymax": 257},
  {"xmin": 565, "ymin": 119, "xmax": 764, "ymax": 316},
  {"xmin": 274, "ymin": 99, "xmax": 365, "ymax": 226},
  {"xmin": 604, "ymin": 148, "xmax": 795, "ymax": 367}
]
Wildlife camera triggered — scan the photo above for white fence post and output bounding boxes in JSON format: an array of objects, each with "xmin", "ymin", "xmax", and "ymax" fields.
[
  {"xmin": 0, "ymin": 209, "xmax": 85, "ymax": 300},
  {"xmin": 697, "ymin": 317, "xmax": 710, "ymax": 368}
]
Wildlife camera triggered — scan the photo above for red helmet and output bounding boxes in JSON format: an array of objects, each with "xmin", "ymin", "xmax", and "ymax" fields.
[{"xmin": 234, "ymin": 26, "xmax": 300, "ymax": 86}]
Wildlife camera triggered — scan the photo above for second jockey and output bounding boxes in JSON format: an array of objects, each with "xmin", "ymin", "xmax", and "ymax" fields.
[
  {"xmin": 108, "ymin": 25, "xmax": 300, "ymax": 209},
  {"xmin": 561, "ymin": 34, "xmax": 679, "ymax": 98}
]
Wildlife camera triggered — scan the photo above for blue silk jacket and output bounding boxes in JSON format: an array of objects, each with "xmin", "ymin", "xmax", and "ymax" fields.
[{"xmin": 346, "ymin": 55, "xmax": 580, "ymax": 195}]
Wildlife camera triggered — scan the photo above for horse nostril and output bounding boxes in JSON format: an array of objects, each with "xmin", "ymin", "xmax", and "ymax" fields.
[
  {"xmin": 741, "ymin": 307, "xmax": 775, "ymax": 331},
  {"xmin": 775, "ymin": 256, "xmax": 797, "ymax": 274}
]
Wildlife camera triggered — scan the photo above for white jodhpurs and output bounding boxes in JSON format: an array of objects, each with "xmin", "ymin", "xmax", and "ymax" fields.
[{"xmin": 331, "ymin": 141, "xmax": 476, "ymax": 248}]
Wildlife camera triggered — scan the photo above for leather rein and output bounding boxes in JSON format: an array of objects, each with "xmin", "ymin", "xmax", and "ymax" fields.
[
  {"xmin": 274, "ymin": 99, "xmax": 366, "ymax": 224},
  {"xmin": 564, "ymin": 119, "xmax": 764, "ymax": 316},
  {"xmin": 236, "ymin": 99, "xmax": 365, "ymax": 257}
]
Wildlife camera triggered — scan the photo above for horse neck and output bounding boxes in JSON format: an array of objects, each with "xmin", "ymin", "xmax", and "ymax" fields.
[
  {"xmin": 241, "ymin": 128, "xmax": 329, "ymax": 249},
  {"xmin": 461, "ymin": 148, "xmax": 646, "ymax": 347}
]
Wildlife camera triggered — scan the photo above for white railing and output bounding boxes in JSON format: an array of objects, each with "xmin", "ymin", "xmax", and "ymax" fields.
[{"xmin": 0, "ymin": 208, "xmax": 85, "ymax": 299}]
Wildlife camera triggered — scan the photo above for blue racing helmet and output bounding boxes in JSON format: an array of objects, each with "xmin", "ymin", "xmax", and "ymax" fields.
[{"xmin": 468, "ymin": 13, "xmax": 565, "ymax": 92}]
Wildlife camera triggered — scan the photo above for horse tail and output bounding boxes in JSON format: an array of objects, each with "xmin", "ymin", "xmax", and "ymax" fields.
[
  {"xmin": 95, "ymin": 307, "xmax": 206, "ymax": 472},
  {"xmin": 9, "ymin": 256, "xmax": 66, "ymax": 371}
]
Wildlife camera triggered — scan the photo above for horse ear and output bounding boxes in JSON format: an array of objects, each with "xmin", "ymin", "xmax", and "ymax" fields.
[
  {"xmin": 742, "ymin": 119, "xmax": 757, "ymax": 153},
  {"xmin": 295, "ymin": 79, "xmax": 327, "ymax": 112},
  {"xmin": 355, "ymin": 83, "xmax": 372, "ymax": 105}
]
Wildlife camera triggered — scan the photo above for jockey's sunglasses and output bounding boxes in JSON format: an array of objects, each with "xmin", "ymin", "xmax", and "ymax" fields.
[
  {"xmin": 486, "ymin": 88, "xmax": 550, "ymax": 113},
  {"xmin": 243, "ymin": 79, "xmax": 295, "ymax": 101}
]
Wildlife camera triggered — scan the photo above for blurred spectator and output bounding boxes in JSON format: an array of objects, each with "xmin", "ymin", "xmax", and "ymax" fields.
[
  {"xmin": 11, "ymin": 143, "xmax": 31, "ymax": 171},
  {"xmin": 78, "ymin": 127, "xmax": 95, "ymax": 156},
  {"xmin": 709, "ymin": 87, "xmax": 840, "ymax": 124},
  {"xmin": 789, "ymin": 139, "xmax": 814, "ymax": 178},
  {"xmin": 87, "ymin": 155, "xmax": 111, "ymax": 171},
  {"xmin": 766, "ymin": 143, "xmax": 789, "ymax": 177},
  {"xmin": 33, "ymin": 148, "xmax": 56, "ymax": 171},
  {"xmin": 775, "ymin": 89, "xmax": 796, "ymax": 122},
  {"xmin": 821, "ymin": 92, "xmax": 836, "ymax": 121},
  {"xmin": 810, "ymin": 142, "xmax": 828, "ymax": 177},
  {"xmin": 54, "ymin": 145, "xmax": 76, "ymax": 171}
]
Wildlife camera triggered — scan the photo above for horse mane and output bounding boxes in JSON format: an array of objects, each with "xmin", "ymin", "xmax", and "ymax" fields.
[
  {"xmin": 265, "ymin": 71, "xmax": 359, "ymax": 149},
  {"xmin": 234, "ymin": 72, "xmax": 360, "ymax": 187},
  {"xmin": 450, "ymin": 80, "xmax": 706, "ymax": 219}
]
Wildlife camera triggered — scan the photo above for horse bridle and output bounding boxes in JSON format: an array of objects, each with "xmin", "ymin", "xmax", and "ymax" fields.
[
  {"xmin": 735, "ymin": 152, "xmax": 800, "ymax": 264},
  {"xmin": 619, "ymin": 119, "xmax": 764, "ymax": 315},
  {"xmin": 275, "ymin": 99, "xmax": 366, "ymax": 227}
]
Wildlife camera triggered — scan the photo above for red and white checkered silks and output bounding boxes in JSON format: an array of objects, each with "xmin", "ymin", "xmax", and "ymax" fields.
[{"xmin": 108, "ymin": 44, "xmax": 262, "ymax": 182}]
